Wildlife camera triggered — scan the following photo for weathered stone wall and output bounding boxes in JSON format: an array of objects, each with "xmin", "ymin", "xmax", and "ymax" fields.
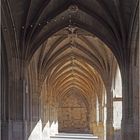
[{"xmin": 58, "ymin": 93, "xmax": 89, "ymax": 133}]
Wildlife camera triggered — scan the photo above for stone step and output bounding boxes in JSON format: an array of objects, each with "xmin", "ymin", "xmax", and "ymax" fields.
[
  {"xmin": 56, "ymin": 133, "xmax": 94, "ymax": 136},
  {"xmin": 50, "ymin": 133, "xmax": 99, "ymax": 140}
]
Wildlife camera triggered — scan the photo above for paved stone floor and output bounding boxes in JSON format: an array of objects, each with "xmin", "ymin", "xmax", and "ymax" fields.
[{"xmin": 50, "ymin": 133, "xmax": 99, "ymax": 140}]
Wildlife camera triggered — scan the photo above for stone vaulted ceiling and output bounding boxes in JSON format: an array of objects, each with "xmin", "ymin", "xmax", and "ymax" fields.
[
  {"xmin": 2, "ymin": 0, "xmax": 138, "ymax": 63},
  {"xmin": 30, "ymin": 27, "xmax": 117, "ymax": 105},
  {"xmin": 1, "ymin": 0, "xmax": 139, "ymax": 105}
]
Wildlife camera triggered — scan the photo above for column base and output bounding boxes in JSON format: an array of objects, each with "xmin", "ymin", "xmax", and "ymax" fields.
[
  {"xmin": 97, "ymin": 122, "xmax": 104, "ymax": 140},
  {"xmin": 106, "ymin": 121, "xmax": 114, "ymax": 140},
  {"xmin": 1, "ymin": 120, "xmax": 26, "ymax": 140},
  {"xmin": 121, "ymin": 118, "xmax": 139, "ymax": 140}
]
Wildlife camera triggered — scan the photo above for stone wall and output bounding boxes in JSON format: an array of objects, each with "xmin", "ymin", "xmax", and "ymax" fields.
[{"xmin": 58, "ymin": 93, "xmax": 89, "ymax": 133}]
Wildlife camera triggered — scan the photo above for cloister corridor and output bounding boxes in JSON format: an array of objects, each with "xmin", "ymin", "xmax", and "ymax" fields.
[
  {"xmin": 1, "ymin": 0, "xmax": 139, "ymax": 140},
  {"xmin": 25, "ymin": 27, "xmax": 123, "ymax": 140}
]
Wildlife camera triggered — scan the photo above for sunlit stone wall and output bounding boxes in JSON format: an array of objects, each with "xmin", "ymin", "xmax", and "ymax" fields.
[{"xmin": 58, "ymin": 93, "xmax": 89, "ymax": 133}]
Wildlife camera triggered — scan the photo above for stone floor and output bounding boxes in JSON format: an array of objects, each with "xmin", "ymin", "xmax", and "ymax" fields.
[{"xmin": 50, "ymin": 133, "xmax": 99, "ymax": 140}]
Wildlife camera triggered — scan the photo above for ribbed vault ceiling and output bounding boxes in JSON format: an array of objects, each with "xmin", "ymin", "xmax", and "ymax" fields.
[
  {"xmin": 2, "ymin": 0, "xmax": 138, "ymax": 65},
  {"xmin": 2, "ymin": 0, "xmax": 137, "ymax": 103},
  {"xmin": 31, "ymin": 27, "xmax": 117, "ymax": 104}
]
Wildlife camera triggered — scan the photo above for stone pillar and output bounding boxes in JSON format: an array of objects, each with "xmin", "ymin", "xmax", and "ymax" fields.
[
  {"xmin": 99, "ymin": 104, "xmax": 103, "ymax": 122},
  {"xmin": 50, "ymin": 105, "xmax": 58, "ymax": 136},
  {"xmin": 42, "ymin": 101, "xmax": 50, "ymax": 140},
  {"xmin": 32, "ymin": 94, "xmax": 40, "ymax": 121},
  {"xmin": 1, "ymin": 45, "xmax": 9, "ymax": 140},
  {"xmin": 98, "ymin": 104, "xmax": 104, "ymax": 140},
  {"xmin": 7, "ymin": 58, "xmax": 28, "ymax": 140},
  {"xmin": 98, "ymin": 122, "xmax": 104, "ymax": 140},
  {"xmin": 2, "ymin": 32, "xmax": 27, "ymax": 140},
  {"xmin": 89, "ymin": 109, "xmax": 97, "ymax": 134},
  {"xmin": 49, "ymin": 92, "xmax": 58, "ymax": 136},
  {"xmin": 90, "ymin": 95, "xmax": 98, "ymax": 135},
  {"xmin": 106, "ymin": 89, "xmax": 114, "ymax": 140},
  {"xmin": 122, "ymin": 6, "xmax": 139, "ymax": 140},
  {"xmin": 8, "ymin": 78, "xmax": 26, "ymax": 140},
  {"xmin": 121, "ymin": 75, "xmax": 135, "ymax": 140},
  {"xmin": 53, "ymin": 105, "xmax": 58, "ymax": 135}
]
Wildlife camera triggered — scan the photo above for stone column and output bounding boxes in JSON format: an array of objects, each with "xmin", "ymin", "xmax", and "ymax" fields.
[
  {"xmin": 106, "ymin": 89, "xmax": 114, "ymax": 140},
  {"xmin": 90, "ymin": 95, "xmax": 98, "ymax": 135},
  {"xmin": 49, "ymin": 91, "xmax": 57, "ymax": 136},
  {"xmin": 8, "ymin": 58, "xmax": 27, "ymax": 140},
  {"xmin": 121, "ymin": 74, "xmax": 135, "ymax": 140},
  {"xmin": 1, "ymin": 33, "xmax": 26, "ymax": 140},
  {"xmin": 122, "ymin": 7, "xmax": 139, "ymax": 140},
  {"xmin": 42, "ymin": 100, "xmax": 50, "ymax": 140},
  {"xmin": 89, "ymin": 108, "xmax": 97, "ymax": 134},
  {"xmin": 98, "ymin": 104, "xmax": 104, "ymax": 140},
  {"xmin": 8, "ymin": 80, "xmax": 26, "ymax": 140},
  {"xmin": 1, "ymin": 45, "xmax": 9, "ymax": 140},
  {"xmin": 99, "ymin": 104, "xmax": 103, "ymax": 122},
  {"xmin": 50, "ymin": 105, "xmax": 58, "ymax": 136}
]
